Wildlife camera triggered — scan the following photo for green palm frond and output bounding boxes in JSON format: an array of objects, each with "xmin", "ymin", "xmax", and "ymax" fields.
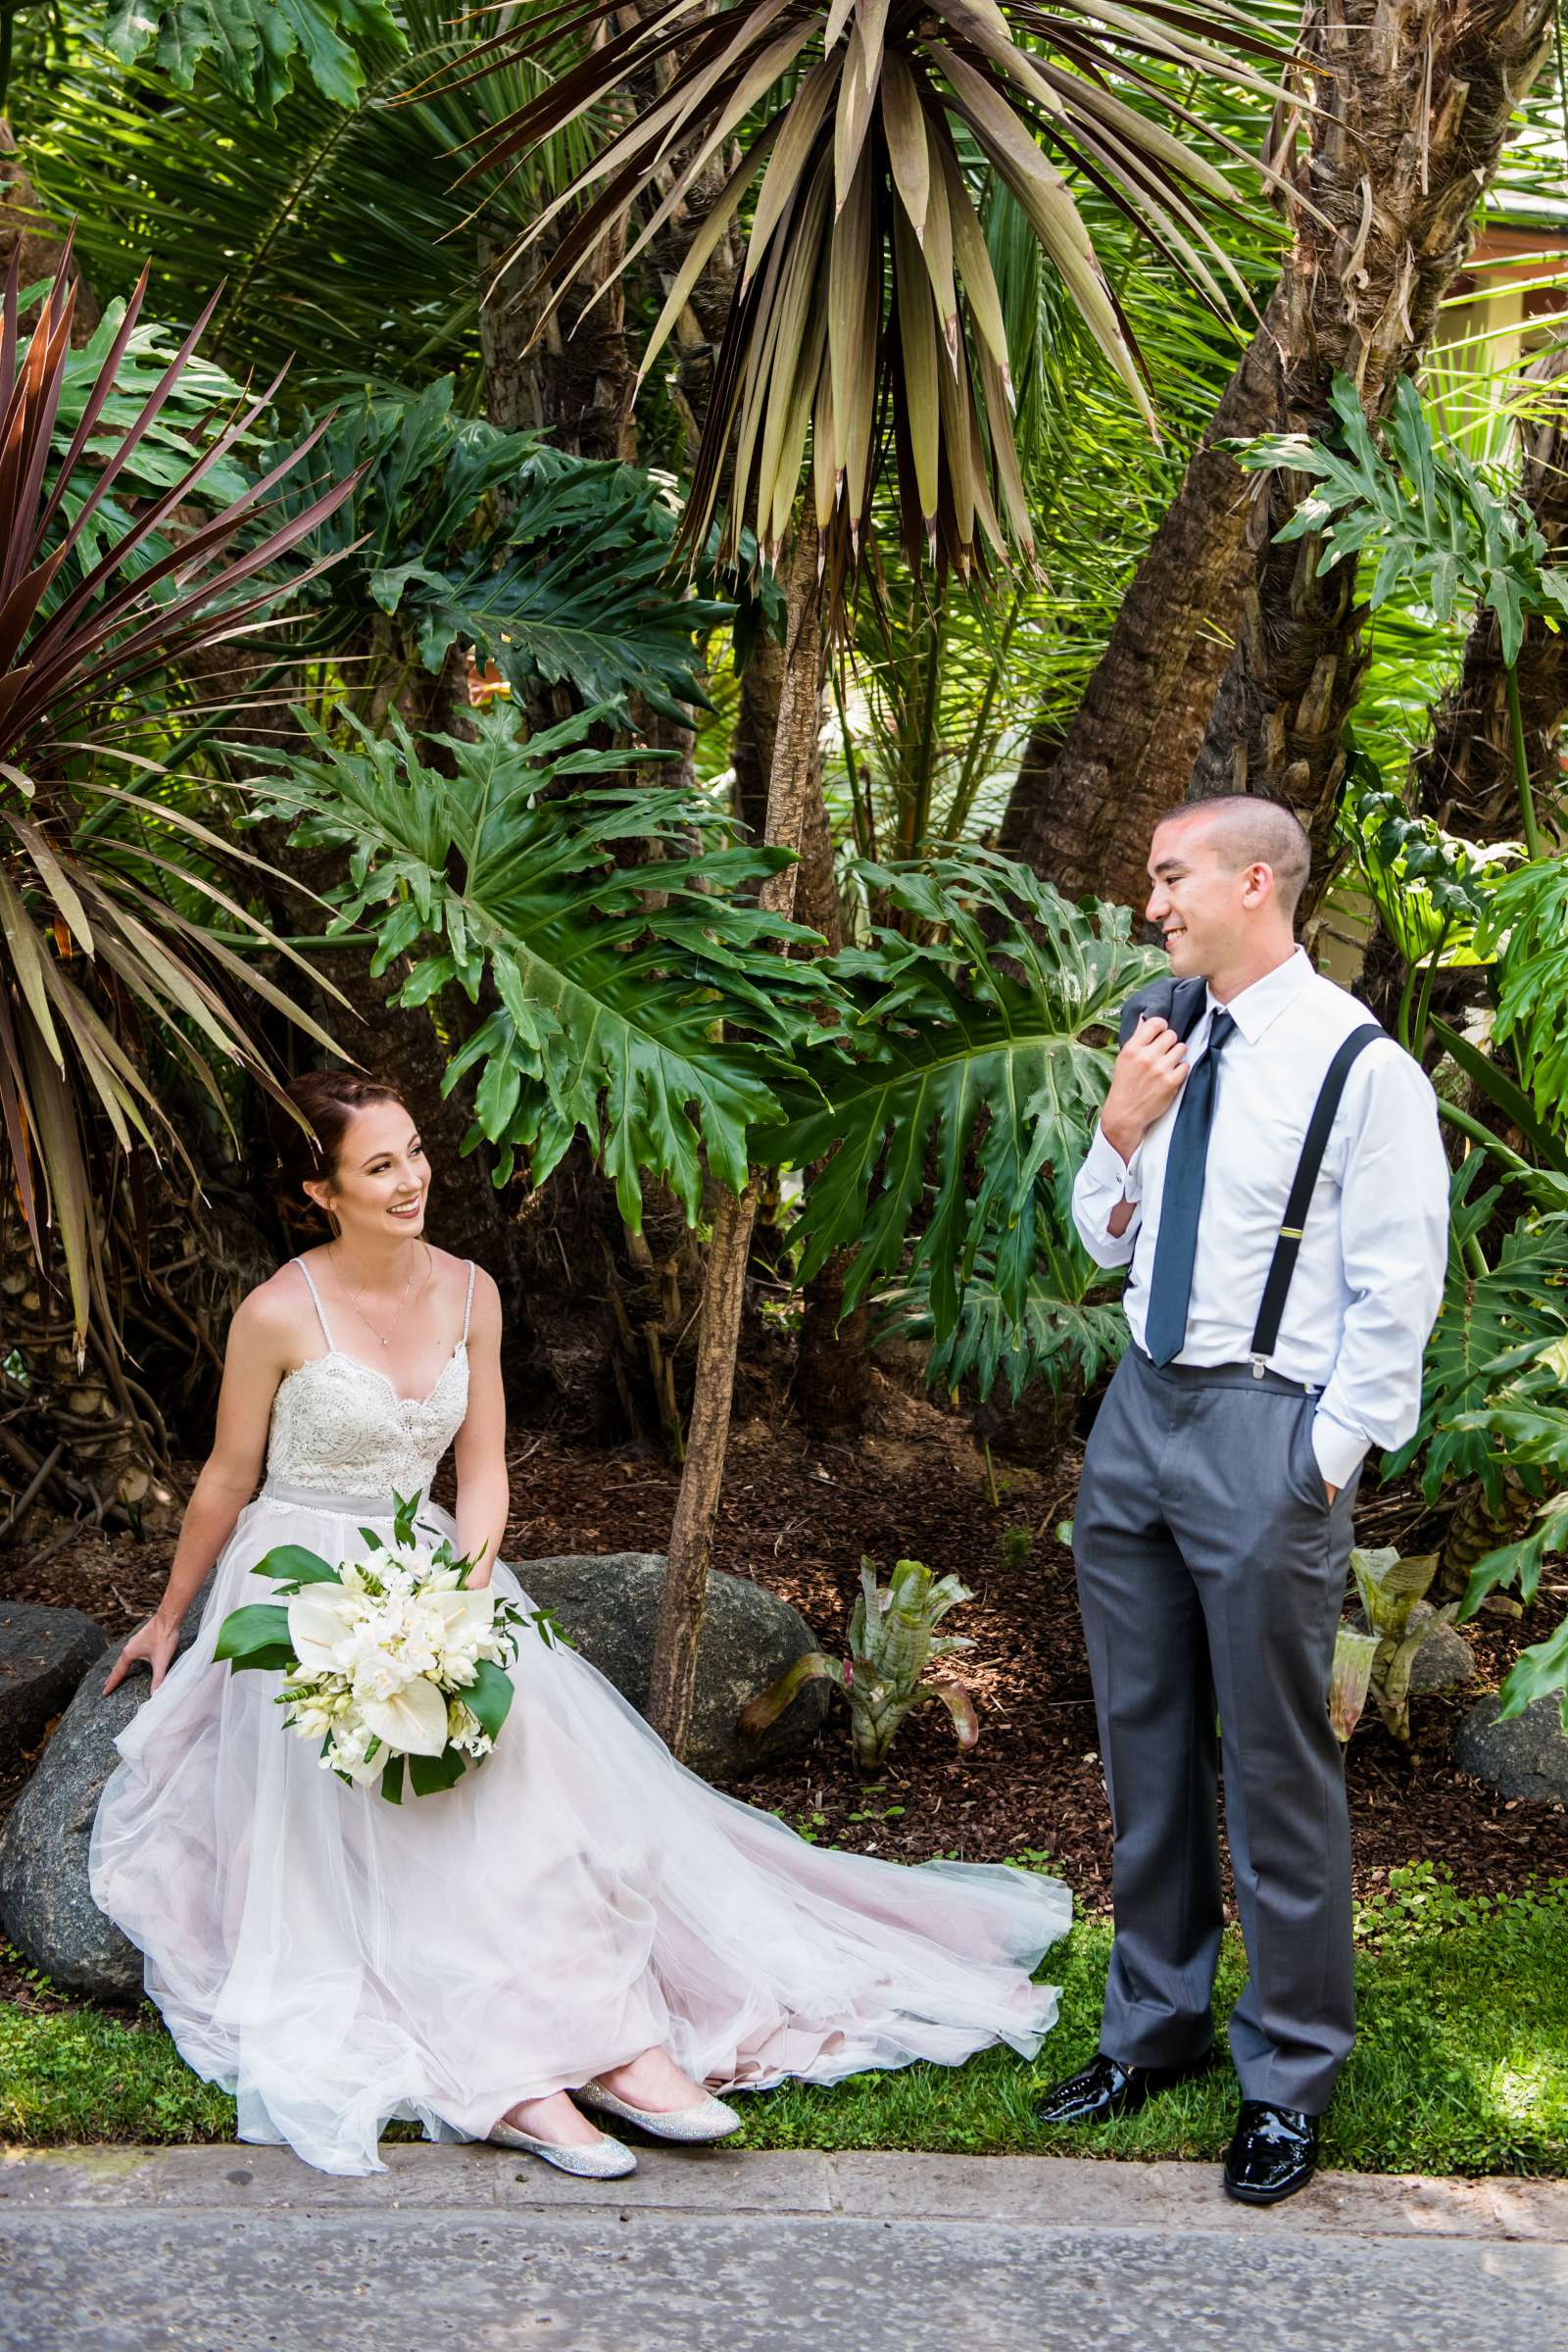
[
  {"xmin": 457, "ymin": 0, "xmax": 1296, "ymax": 586},
  {"xmin": 760, "ymin": 847, "xmax": 1160, "ymax": 1334},
  {"xmin": 245, "ymin": 705, "xmax": 837, "ymax": 1222},
  {"xmin": 1481, "ymin": 853, "xmax": 1568, "ymax": 1132},
  {"xmin": 30, "ymin": 0, "xmax": 603, "ymax": 398}
]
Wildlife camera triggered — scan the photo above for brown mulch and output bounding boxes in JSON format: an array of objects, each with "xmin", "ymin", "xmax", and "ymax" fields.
[{"xmin": 4, "ymin": 1378, "xmax": 1567, "ymax": 1936}]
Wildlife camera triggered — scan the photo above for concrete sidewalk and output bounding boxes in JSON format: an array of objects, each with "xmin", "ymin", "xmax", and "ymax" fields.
[{"xmin": 4, "ymin": 2143, "xmax": 1567, "ymax": 2351}]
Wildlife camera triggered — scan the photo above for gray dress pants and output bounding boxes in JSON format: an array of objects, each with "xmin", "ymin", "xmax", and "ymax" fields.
[{"xmin": 1073, "ymin": 1344, "xmax": 1359, "ymax": 2115}]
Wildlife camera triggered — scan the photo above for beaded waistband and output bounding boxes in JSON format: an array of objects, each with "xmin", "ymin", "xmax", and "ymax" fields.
[{"xmin": 258, "ymin": 1481, "xmax": 404, "ymax": 1519}]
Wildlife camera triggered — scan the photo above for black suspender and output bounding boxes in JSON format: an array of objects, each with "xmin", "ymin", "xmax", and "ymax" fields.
[{"xmin": 1248, "ymin": 1023, "xmax": 1385, "ymax": 1375}]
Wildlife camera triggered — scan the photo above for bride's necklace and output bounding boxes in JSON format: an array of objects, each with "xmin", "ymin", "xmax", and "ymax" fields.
[{"xmin": 328, "ymin": 1240, "xmax": 433, "ymax": 1350}]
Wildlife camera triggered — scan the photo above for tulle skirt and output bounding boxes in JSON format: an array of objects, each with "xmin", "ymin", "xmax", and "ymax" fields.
[{"xmin": 89, "ymin": 1485, "xmax": 1072, "ymax": 2176}]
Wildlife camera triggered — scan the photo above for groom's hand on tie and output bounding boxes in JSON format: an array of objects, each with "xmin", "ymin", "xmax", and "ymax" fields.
[{"xmin": 1102, "ymin": 1015, "xmax": 1190, "ymax": 1164}]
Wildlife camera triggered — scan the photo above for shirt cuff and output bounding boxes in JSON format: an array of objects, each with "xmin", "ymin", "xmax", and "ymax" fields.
[
  {"xmin": 1311, "ymin": 1412, "xmax": 1369, "ymax": 1493},
  {"xmin": 1083, "ymin": 1119, "xmax": 1143, "ymax": 1202}
]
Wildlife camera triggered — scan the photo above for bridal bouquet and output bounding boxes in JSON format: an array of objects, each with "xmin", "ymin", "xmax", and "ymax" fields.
[{"xmin": 214, "ymin": 1493, "xmax": 553, "ymax": 1801}]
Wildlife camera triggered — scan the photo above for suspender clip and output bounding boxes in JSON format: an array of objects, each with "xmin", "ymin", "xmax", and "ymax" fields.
[{"xmin": 1250, "ymin": 1354, "xmax": 1266, "ymax": 1380}]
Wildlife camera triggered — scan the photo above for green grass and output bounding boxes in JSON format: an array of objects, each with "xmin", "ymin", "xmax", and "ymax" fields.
[{"xmin": 3, "ymin": 1865, "xmax": 1566, "ymax": 2176}]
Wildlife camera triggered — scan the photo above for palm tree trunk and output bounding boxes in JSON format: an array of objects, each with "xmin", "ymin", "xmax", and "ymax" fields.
[
  {"xmin": 648, "ymin": 520, "xmax": 823, "ymax": 1754},
  {"xmin": 1002, "ymin": 303, "xmax": 1287, "ymax": 900},
  {"xmin": 1413, "ymin": 344, "xmax": 1568, "ymax": 835},
  {"xmin": 478, "ymin": 214, "xmax": 636, "ymax": 460},
  {"xmin": 1006, "ymin": 0, "xmax": 1555, "ymax": 910},
  {"xmin": 1188, "ymin": 0, "xmax": 1556, "ymax": 878}
]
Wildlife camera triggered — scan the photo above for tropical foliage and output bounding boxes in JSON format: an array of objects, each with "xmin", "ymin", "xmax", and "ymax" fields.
[
  {"xmin": 456, "ymin": 0, "xmax": 1291, "ymax": 584},
  {"xmin": 266, "ymin": 377, "xmax": 729, "ymax": 726},
  {"xmin": 0, "ymin": 255, "xmax": 354, "ymax": 1336},
  {"xmin": 243, "ymin": 706, "xmax": 831, "ymax": 1221},
  {"xmin": 761, "ymin": 850, "xmax": 1159, "ymax": 1343},
  {"xmin": 739, "ymin": 1554, "xmax": 979, "ymax": 1769}
]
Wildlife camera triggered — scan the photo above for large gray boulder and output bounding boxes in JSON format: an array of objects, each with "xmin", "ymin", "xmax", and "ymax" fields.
[
  {"xmin": 0, "ymin": 1552, "xmax": 823, "ymax": 2001},
  {"xmin": 0, "ymin": 1601, "xmax": 106, "ymax": 1770},
  {"xmin": 1455, "ymin": 1691, "xmax": 1568, "ymax": 1804},
  {"xmin": 0, "ymin": 1649, "xmax": 173, "ymax": 2001},
  {"xmin": 514, "ymin": 1550, "xmax": 828, "ymax": 1778}
]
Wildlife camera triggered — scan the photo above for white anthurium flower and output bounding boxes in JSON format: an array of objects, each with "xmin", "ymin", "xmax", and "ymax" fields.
[
  {"xmin": 360, "ymin": 1673, "xmax": 451, "ymax": 1757},
  {"xmin": 288, "ymin": 1589, "xmax": 364, "ymax": 1678},
  {"xmin": 424, "ymin": 1588, "xmax": 496, "ymax": 1643}
]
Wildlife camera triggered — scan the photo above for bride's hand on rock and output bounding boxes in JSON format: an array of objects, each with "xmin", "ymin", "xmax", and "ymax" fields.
[{"xmin": 104, "ymin": 1613, "xmax": 181, "ymax": 1694}]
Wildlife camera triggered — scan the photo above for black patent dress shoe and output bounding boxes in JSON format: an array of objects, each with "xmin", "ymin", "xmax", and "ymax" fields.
[
  {"xmin": 1034, "ymin": 2049, "xmax": 1216, "ymax": 2128},
  {"xmin": 1223, "ymin": 2101, "xmax": 1320, "ymax": 2204}
]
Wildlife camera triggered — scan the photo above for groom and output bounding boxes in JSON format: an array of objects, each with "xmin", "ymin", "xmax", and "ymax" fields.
[{"xmin": 1035, "ymin": 796, "xmax": 1449, "ymax": 2203}]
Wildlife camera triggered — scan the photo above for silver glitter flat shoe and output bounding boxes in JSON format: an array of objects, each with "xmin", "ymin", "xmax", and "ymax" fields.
[
  {"xmin": 577, "ymin": 2081, "xmax": 743, "ymax": 2143},
  {"xmin": 488, "ymin": 2120, "xmax": 638, "ymax": 2178}
]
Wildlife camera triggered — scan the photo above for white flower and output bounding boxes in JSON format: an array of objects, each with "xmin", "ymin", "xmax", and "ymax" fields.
[
  {"xmin": 359, "ymin": 1673, "xmax": 450, "ymax": 1757},
  {"xmin": 288, "ymin": 1588, "xmax": 365, "ymax": 1678},
  {"xmin": 446, "ymin": 1698, "xmax": 494, "ymax": 1758}
]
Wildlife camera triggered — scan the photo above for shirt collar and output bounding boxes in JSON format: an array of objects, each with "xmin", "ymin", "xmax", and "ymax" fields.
[{"xmin": 1206, "ymin": 946, "xmax": 1313, "ymax": 1045}]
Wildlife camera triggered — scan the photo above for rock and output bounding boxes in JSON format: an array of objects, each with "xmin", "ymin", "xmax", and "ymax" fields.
[
  {"xmin": 0, "ymin": 1594, "xmax": 208, "ymax": 2001},
  {"xmin": 514, "ymin": 1551, "xmax": 828, "ymax": 1779},
  {"xmin": 0, "ymin": 1602, "xmax": 107, "ymax": 1770},
  {"xmin": 1403, "ymin": 1603, "xmax": 1478, "ymax": 1696},
  {"xmin": 1348, "ymin": 1600, "xmax": 1477, "ymax": 1697},
  {"xmin": 1455, "ymin": 1692, "xmax": 1568, "ymax": 1804}
]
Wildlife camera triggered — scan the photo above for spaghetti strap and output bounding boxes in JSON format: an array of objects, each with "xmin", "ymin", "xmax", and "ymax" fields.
[
  {"xmin": 462, "ymin": 1260, "xmax": 476, "ymax": 1344},
  {"xmin": 294, "ymin": 1256, "xmax": 334, "ymax": 1350}
]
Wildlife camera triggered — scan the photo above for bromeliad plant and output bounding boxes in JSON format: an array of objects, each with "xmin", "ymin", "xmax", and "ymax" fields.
[
  {"xmin": 739, "ymin": 1555, "xmax": 979, "ymax": 1771},
  {"xmin": 1330, "ymin": 1546, "xmax": 1452, "ymax": 1746},
  {"xmin": 0, "ymin": 252, "xmax": 357, "ymax": 1338}
]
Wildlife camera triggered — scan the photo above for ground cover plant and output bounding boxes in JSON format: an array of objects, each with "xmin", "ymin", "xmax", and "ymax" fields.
[{"xmin": 7, "ymin": 1868, "xmax": 1565, "ymax": 2177}]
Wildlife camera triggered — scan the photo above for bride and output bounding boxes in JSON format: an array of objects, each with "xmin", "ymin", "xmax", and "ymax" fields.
[{"xmin": 91, "ymin": 1069, "xmax": 1072, "ymax": 2179}]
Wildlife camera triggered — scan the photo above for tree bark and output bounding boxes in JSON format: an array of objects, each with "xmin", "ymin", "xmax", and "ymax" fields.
[
  {"xmin": 1006, "ymin": 0, "xmax": 1556, "ymax": 910},
  {"xmin": 1188, "ymin": 0, "xmax": 1556, "ymax": 878},
  {"xmin": 1413, "ymin": 344, "xmax": 1568, "ymax": 837},
  {"xmin": 1004, "ymin": 303, "xmax": 1287, "ymax": 900},
  {"xmin": 648, "ymin": 520, "xmax": 823, "ymax": 1755},
  {"xmin": 478, "ymin": 215, "xmax": 636, "ymax": 460}
]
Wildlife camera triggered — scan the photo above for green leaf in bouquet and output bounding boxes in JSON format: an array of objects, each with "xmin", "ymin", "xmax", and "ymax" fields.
[
  {"xmin": 380, "ymin": 1754, "xmax": 405, "ymax": 1806},
  {"xmin": 464, "ymin": 1658, "xmax": 514, "ymax": 1742},
  {"xmin": 213, "ymin": 1602, "xmax": 295, "ymax": 1672},
  {"xmin": 409, "ymin": 1747, "xmax": 468, "ymax": 1797},
  {"xmin": 252, "ymin": 1544, "xmax": 340, "ymax": 1588}
]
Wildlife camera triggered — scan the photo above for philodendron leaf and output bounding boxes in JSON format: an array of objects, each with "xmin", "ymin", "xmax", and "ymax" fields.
[{"xmin": 104, "ymin": 0, "xmax": 403, "ymax": 114}]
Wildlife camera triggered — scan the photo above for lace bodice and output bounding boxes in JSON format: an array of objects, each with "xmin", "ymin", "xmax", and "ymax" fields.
[{"xmin": 264, "ymin": 1258, "xmax": 473, "ymax": 1497}]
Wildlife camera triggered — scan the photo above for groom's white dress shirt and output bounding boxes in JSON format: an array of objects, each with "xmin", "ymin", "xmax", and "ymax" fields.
[{"xmin": 1072, "ymin": 947, "xmax": 1451, "ymax": 1490}]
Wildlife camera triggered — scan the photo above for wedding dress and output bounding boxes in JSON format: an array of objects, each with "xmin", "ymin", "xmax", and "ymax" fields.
[{"xmin": 90, "ymin": 1258, "xmax": 1072, "ymax": 2176}]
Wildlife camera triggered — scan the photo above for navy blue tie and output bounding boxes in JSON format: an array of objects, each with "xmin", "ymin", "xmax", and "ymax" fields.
[{"xmin": 1145, "ymin": 1009, "xmax": 1237, "ymax": 1367}]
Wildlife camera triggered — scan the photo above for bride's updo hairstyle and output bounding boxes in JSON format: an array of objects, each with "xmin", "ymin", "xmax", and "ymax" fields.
[{"xmin": 271, "ymin": 1071, "xmax": 411, "ymax": 1234}]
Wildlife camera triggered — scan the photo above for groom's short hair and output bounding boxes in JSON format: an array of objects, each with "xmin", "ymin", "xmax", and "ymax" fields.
[{"xmin": 1156, "ymin": 795, "xmax": 1312, "ymax": 919}]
